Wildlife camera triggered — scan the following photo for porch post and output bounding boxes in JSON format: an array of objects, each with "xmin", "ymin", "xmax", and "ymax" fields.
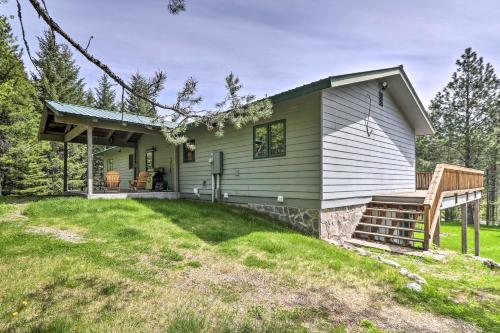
[
  {"xmin": 63, "ymin": 142, "xmax": 68, "ymax": 192},
  {"xmin": 134, "ymin": 144, "xmax": 139, "ymax": 178},
  {"xmin": 474, "ymin": 199, "xmax": 480, "ymax": 256},
  {"xmin": 172, "ymin": 145, "xmax": 179, "ymax": 192},
  {"xmin": 87, "ymin": 126, "xmax": 93, "ymax": 196},
  {"xmin": 461, "ymin": 203, "xmax": 467, "ymax": 254}
]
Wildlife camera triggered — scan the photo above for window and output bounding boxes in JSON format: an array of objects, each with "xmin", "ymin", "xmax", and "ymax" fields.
[
  {"xmin": 128, "ymin": 154, "xmax": 134, "ymax": 170},
  {"xmin": 183, "ymin": 139, "xmax": 196, "ymax": 162},
  {"xmin": 253, "ymin": 120, "xmax": 286, "ymax": 159},
  {"xmin": 253, "ymin": 124, "xmax": 268, "ymax": 159},
  {"xmin": 145, "ymin": 151, "xmax": 154, "ymax": 170},
  {"xmin": 106, "ymin": 159, "xmax": 113, "ymax": 171}
]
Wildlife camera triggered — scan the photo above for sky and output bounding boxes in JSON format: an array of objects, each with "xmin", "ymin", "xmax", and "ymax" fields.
[{"xmin": 3, "ymin": 0, "xmax": 500, "ymax": 115}]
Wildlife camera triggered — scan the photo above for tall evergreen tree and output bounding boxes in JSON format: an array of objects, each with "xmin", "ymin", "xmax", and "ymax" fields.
[
  {"xmin": 0, "ymin": 15, "xmax": 51, "ymax": 195},
  {"xmin": 32, "ymin": 30, "xmax": 89, "ymax": 193},
  {"xmin": 417, "ymin": 48, "xmax": 500, "ymax": 223},
  {"xmin": 32, "ymin": 30, "xmax": 86, "ymax": 104},
  {"xmin": 126, "ymin": 71, "xmax": 166, "ymax": 117},
  {"xmin": 424, "ymin": 48, "xmax": 499, "ymax": 168},
  {"xmin": 84, "ymin": 88, "xmax": 95, "ymax": 106},
  {"xmin": 94, "ymin": 74, "xmax": 117, "ymax": 110}
]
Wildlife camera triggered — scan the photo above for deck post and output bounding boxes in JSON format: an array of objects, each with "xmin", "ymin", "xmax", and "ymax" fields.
[
  {"xmin": 461, "ymin": 203, "xmax": 467, "ymax": 254},
  {"xmin": 87, "ymin": 126, "xmax": 93, "ymax": 196},
  {"xmin": 423, "ymin": 205, "xmax": 430, "ymax": 250},
  {"xmin": 474, "ymin": 199, "xmax": 480, "ymax": 256},
  {"xmin": 433, "ymin": 213, "xmax": 441, "ymax": 247},
  {"xmin": 63, "ymin": 142, "xmax": 68, "ymax": 192}
]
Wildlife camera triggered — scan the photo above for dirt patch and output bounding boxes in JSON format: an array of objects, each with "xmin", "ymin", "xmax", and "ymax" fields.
[
  {"xmin": 25, "ymin": 226, "xmax": 84, "ymax": 243},
  {"xmin": 158, "ymin": 254, "xmax": 478, "ymax": 333},
  {"xmin": 1, "ymin": 205, "xmax": 29, "ymax": 222}
]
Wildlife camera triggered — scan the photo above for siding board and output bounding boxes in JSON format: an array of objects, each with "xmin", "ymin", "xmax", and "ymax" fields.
[
  {"xmin": 321, "ymin": 80, "xmax": 416, "ymax": 209},
  {"xmin": 179, "ymin": 92, "xmax": 322, "ymax": 206}
]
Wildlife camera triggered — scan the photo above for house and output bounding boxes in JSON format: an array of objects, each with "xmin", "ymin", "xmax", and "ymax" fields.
[{"xmin": 38, "ymin": 66, "xmax": 484, "ymax": 251}]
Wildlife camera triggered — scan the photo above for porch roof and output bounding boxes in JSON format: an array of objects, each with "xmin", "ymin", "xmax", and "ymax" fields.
[
  {"xmin": 39, "ymin": 101, "xmax": 173, "ymax": 147},
  {"xmin": 46, "ymin": 101, "xmax": 174, "ymax": 128}
]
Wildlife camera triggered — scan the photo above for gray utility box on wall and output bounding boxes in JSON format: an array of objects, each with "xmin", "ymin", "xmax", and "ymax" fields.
[{"xmin": 211, "ymin": 151, "xmax": 223, "ymax": 174}]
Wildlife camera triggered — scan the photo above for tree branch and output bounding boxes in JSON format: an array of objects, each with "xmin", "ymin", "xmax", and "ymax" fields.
[
  {"xmin": 16, "ymin": 0, "xmax": 40, "ymax": 77},
  {"xmin": 22, "ymin": 0, "xmax": 273, "ymax": 145},
  {"xmin": 26, "ymin": 0, "xmax": 189, "ymax": 116}
]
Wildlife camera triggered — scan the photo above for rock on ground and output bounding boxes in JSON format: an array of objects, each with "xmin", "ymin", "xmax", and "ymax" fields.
[
  {"xmin": 406, "ymin": 282, "xmax": 422, "ymax": 292},
  {"xmin": 375, "ymin": 255, "xmax": 401, "ymax": 268}
]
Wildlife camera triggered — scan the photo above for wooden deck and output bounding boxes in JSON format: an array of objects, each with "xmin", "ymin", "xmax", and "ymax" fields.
[
  {"xmin": 65, "ymin": 190, "xmax": 180, "ymax": 200},
  {"xmin": 352, "ymin": 164, "xmax": 484, "ymax": 252}
]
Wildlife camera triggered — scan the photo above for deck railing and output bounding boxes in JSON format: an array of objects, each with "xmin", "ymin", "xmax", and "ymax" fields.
[
  {"xmin": 422, "ymin": 164, "xmax": 484, "ymax": 250},
  {"xmin": 416, "ymin": 172, "xmax": 433, "ymax": 190}
]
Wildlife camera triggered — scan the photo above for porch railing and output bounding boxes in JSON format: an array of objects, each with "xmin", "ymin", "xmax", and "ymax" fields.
[{"xmin": 422, "ymin": 164, "xmax": 484, "ymax": 250}]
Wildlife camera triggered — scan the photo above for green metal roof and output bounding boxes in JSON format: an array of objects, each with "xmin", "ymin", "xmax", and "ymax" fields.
[
  {"xmin": 266, "ymin": 65, "xmax": 433, "ymax": 134},
  {"xmin": 45, "ymin": 66, "xmax": 432, "ymax": 134},
  {"xmin": 268, "ymin": 66, "xmax": 403, "ymax": 103},
  {"xmin": 46, "ymin": 100, "xmax": 175, "ymax": 128}
]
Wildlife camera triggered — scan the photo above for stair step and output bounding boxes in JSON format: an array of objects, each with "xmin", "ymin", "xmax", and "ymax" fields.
[
  {"xmin": 365, "ymin": 207, "xmax": 424, "ymax": 215},
  {"xmin": 370, "ymin": 201, "xmax": 424, "ymax": 206},
  {"xmin": 353, "ymin": 230, "xmax": 424, "ymax": 243},
  {"xmin": 362, "ymin": 215, "xmax": 424, "ymax": 223},
  {"xmin": 357, "ymin": 222, "xmax": 423, "ymax": 233}
]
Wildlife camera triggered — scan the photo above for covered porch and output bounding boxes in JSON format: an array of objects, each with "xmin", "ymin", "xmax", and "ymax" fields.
[{"xmin": 38, "ymin": 101, "xmax": 180, "ymax": 198}]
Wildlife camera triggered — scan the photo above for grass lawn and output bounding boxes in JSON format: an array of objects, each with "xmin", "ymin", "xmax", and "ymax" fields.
[
  {"xmin": 439, "ymin": 221, "xmax": 500, "ymax": 262},
  {"xmin": 0, "ymin": 197, "xmax": 499, "ymax": 332}
]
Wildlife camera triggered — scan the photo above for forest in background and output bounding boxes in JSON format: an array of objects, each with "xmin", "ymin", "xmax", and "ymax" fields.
[
  {"xmin": 0, "ymin": 15, "xmax": 165, "ymax": 196},
  {"xmin": 0, "ymin": 14, "xmax": 498, "ymax": 224}
]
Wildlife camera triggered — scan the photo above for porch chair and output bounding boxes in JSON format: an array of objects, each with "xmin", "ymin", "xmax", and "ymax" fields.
[
  {"xmin": 130, "ymin": 171, "xmax": 150, "ymax": 191},
  {"xmin": 105, "ymin": 171, "xmax": 121, "ymax": 192}
]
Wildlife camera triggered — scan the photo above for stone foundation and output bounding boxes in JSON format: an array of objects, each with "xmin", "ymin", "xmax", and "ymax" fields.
[
  {"xmin": 247, "ymin": 203, "xmax": 320, "ymax": 235},
  {"xmin": 320, "ymin": 204, "xmax": 366, "ymax": 240}
]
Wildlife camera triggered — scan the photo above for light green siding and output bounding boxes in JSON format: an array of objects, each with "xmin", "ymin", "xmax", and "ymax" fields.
[
  {"xmin": 100, "ymin": 148, "xmax": 134, "ymax": 190},
  {"xmin": 321, "ymin": 80, "xmax": 416, "ymax": 209},
  {"xmin": 137, "ymin": 134, "xmax": 176, "ymax": 190},
  {"xmin": 179, "ymin": 92, "xmax": 322, "ymax": 208}
]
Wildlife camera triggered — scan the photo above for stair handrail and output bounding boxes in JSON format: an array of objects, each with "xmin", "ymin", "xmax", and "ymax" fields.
[{"xmin": 422, "ymin": 164, "xmax": 484, "ymax": 250}]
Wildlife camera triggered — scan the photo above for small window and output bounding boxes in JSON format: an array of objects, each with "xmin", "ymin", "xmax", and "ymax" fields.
[
  {"xmin": 128, "ymin": 154, "xmax": 134, "ymax": 169},
  {"xmin": 253, "ymin": 120, "xmax": 286, "ymax": 159},
  {"xmin": 145, "ymin": 151, "xmax": 154, "ymax": 170},
  {"xmin": 183, "ymin": 139, "xmax": 196, "ymax": 163},
  {"xmin": 106, "ymin": 159, "xmax": 113, "ymax": 171}
]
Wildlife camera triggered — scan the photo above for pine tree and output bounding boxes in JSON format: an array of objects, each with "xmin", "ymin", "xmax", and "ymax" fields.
[
  {"xmin": 427, "ymin": 48, "xmax": 499, "ymax": 168},
  {"xmin": 32, "ymin": 30, "xmax": 89, "ymax": 194},
  {"xmin": 126, "ymin": 72, "xmax": 166, "ymax": 117},
  {"xmin": 0, "ymin": 16, "xmax": 51, "ymax": 195},
  {"xmin": 94, "ymin": 74, "xmax": 116, "ymax": 110},
  {"xmin": 417, "ymin": 48, "xmax": 500, "ymax": 223},
  {"xmin": 84, "ymin": 88, "xmax": 95, "ymax": 107},
  {"xmin": 33, "ymin": 30, "xmax": 86, "ymax": 104}
]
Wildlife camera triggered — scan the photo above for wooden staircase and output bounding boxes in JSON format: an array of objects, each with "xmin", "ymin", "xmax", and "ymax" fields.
[
  {"xmin": 351, "ymin": 164, "xmax": 484, "ymax": 251},
  {"xmin": 353, "ymin": 197, "xmax": 426, "ymax": 249}
]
